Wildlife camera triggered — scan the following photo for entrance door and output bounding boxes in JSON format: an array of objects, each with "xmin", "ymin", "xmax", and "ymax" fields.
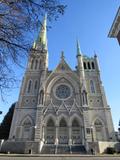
[
  {"xmin": 46, "ymin": 119, "xmax": 55, "ymax": 144},
  {"xmin": 59, "ymin": 118, "xmax": 68, "ymax": 144},
  {"xmin": 72, "ymin": 119, "xmax": 81, "ymax": 144}
]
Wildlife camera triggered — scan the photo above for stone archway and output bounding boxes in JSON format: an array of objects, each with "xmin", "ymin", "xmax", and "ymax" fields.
[
  {"xmin": 94, "ymin": 119, "xmax": 105, "ymax": 141},
  {"xmin": 45, "ymin": 118, "xmax": 55, "ymax": 144},
  {"xmin": 72, "ymin": 119, "xmax": 81, "ymax": 144},
  {"xmin": 20, "ymin": 116, "xmax": 34, "ymax": 141},
  {"xmin": 58, "ymin": 118, "xmax": 68, "ymax": 144}
]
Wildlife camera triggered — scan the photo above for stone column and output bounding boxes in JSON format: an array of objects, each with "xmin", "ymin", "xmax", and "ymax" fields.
[
  {"xmin": 81, "ymin": 126, "xmax": 85, "ymax": 145},
  {"xmin": 69, "ymin": 126, "xmax": 72, "ymax": 145},
  {"xmin": 55, "ymin": 126, "xmax": 59, "ymax": 145},
  {"xmin": 42, "ymin": 125, "xmax": 45, "ymax": 142}
]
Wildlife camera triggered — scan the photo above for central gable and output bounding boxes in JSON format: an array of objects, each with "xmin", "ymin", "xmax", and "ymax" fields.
[{"xmin": 54, "ymin": 56, "xmax": 73, "ymax": 73}]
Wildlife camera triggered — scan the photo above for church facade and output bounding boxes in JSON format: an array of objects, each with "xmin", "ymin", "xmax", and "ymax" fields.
[{"xmin": 2, "ymin": 16, "xmax": 116, "ymax": 154}]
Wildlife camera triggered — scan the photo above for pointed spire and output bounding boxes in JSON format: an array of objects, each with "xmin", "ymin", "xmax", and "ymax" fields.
[
  {"xmin": 94, "ymin": 50, "xmax": 97, "ymax": 58},
  {"xmin": 61, "ymin": 51, "xmax": 65, "ymax": 60},
  {"xmin": 33, "ymin": 14, "xmax": 47, "ymax": 50},
  {"xmin": 39, "ymin": 14, "xmax": 47, "ymax": 49},
  {"xmin": 77, "ymin": 39, "xmax": 82, "ymax": 56}
]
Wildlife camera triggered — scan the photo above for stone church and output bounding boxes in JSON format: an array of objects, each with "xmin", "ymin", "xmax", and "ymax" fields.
[{"xmin": 1, "ymin": 16, "xmax": 116, "ymax": 154}]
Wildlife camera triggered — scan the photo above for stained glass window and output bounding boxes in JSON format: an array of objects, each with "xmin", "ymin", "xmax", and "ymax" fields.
[{"xmin": 56, "ymin": 84, "xmax": 70, "ymax": 99}]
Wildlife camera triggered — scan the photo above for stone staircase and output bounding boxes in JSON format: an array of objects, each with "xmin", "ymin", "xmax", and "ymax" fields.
[
  {"xmin": 41, "ymin": 145, "xmax": 86, "ymax": 154},
  {"xmin": 41, "ymin": 145, "xmax": 56, "ymax": 154},
  {"xmin": 56, "ymin": 145, "xmax": 70, "ymax": 154},
  {"xmin": 71, "ymin": 145, "xmax": 86, "ymax": 154}
]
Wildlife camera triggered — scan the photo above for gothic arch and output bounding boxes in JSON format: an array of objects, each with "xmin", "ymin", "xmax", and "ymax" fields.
[
  {"xmin": 59, "ymin": 118, "xmax": 67, "ymax": 127},
  {"xmin": 44, "ymin": 115, "xmax": 56, "ymax": 144},
  {"xmin": 34, "ymin": 80, "xmax": 38, "ymax": 91},
  {"xmin": 92, "ymin": 117, "xmax": 106, "ymax": 141},
  {"xmin": 92, "ymin": 116, "xmax": 105, "ymax": 126},
  {"xmin": 44, "ymin": 114, "xmax": 56, "ymax": 127},
  {"xmin": 71, "ymin": 116, "xmax": 82, "ymax": 144},
  {"xmin": 88, "ymin": 62, "xmax": 91, "ymax": 69},
  {"xmin": 91, "ymin": 62, "xmax": 95, "ymax": 69},
  {"xmin": 90, "ymin": 80, "xmax": 96, "ymax": 93},
  {"xmin": 39, "ymin": 90, "xmax": 44, "ymax": 104},
  {"xmin": 35, "ymin": 59, "xmax": 38, "ymax": 69},
  {"xmin": 20, "ymin": 115, "xmax": 34, "ymax": 126},
  {"xmin": 58, "ymin": 114, "xmax": 68, "ymax": 127},
  {"xmin": 70, "ymin": 114, "xmax": 82, "ymax": 127},
  {"xmin": 58, "ymin": 114, "xmax": 69, "ymax": 144},
  {"xmin": 18, "ymin": 115, "xmax": 34, "ymax": 140},
  {"xmin": 31, "ymin": 59, "xmax": 34, "ymax": 69},
  {"xmin": 46, "ymin": 74, "xmax": 80, "ymax": 96},
  {"xmin": 27, "ymin": 79, "xmax": 33, "ymax": 93}
]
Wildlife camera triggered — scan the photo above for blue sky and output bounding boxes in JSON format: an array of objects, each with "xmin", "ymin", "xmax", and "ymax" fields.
[{"xmin": 0, "ymin": 0, "xmax": 120, "ymax": 131}]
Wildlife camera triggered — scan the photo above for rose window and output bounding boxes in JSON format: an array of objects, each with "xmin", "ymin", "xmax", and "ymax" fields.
[{"xmin": 55, "ymin": 84, "xmax": 71, "ymax": 99}]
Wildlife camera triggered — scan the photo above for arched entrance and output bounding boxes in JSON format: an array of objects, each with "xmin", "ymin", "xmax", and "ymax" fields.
[
  {"xmin": 59, "ymin": 118, "xmax": 68, "ymax": 144},
  {"xmin": 72, "ymin": 119, "xmax": 81, "ymax": 144},
  {"xmin": 94, "ymin": 119, "xmax": 105, "ymax": 141},
  {"xmin": 45, "ymin": 119, "xmax": 55, "ymax": 144},
  {"xmin": 21, "ymin": 117, "xmax": 34, "ymax": 140}
]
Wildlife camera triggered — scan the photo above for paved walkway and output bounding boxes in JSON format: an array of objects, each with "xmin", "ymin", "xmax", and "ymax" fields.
[{"xmin": 0, "ymin": 154, "xmax": 120, "ymax": 160}]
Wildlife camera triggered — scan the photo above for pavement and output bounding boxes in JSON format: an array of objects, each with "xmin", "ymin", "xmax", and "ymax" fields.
[{"xmin": 0, "ymin": 154, "xmax": 120, "ymax": 160}]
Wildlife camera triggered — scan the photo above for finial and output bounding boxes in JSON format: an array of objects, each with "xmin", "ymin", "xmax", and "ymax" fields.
[
  {"xmin": 77, "ymin": 39, "xmax": 82, "ymax": 56},
  {"xmin": 119, "ymin": 120, "xmax": 120, "ymax": 126},
  {"xmin": 61, "ymin": 51, "xmax": 65, "ymax": 60},
  {"xmin": 94, "ymin": 51, "xmax": 97, "ymax": 58}
]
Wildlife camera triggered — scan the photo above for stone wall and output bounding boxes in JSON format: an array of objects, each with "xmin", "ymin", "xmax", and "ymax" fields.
[
  {"xmin": 0, "ymin": 141, "xmax": 40, "ymax": 154},
  {"xmin": 98, "ymin": 141, "xmax": 117, "ymax": 153}
]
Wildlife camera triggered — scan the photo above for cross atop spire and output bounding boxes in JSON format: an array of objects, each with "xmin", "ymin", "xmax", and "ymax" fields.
[{"xmin": 77, "ymin": 39, "xmax": 82, "ymax": 56}]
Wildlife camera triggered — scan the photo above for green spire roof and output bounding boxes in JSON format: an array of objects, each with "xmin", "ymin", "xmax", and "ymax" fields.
[
  {"xmin": 77, "ymin": 39, "xmax": 82, "ymax": 56},
  {"xmin": 33, "ymin": 14, "xmax": 47, "ymax": 50}
]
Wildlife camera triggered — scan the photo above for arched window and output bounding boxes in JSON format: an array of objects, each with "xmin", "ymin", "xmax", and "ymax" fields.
[
  {"xmin": 39, "ymin": 59, "xmax": 41, "ymax": 69},
  {"xmin": 46, "ymin": 118, "xmax": 55, "ymax": 144},
  {"xmin": 72, "ymin": 119, "xmax": 80, "ymax": 127},
  {"xmin": 92, "ymin": 62, "xmax": 95, "ymax": 69},
  {"xmin": 82, "ymin": 90, "xmax": 88, "ymax": 105},
  {"xmin": 60, "ymin": 118, "xmax": 67, "ymax": 127},
  {"xmin": 40, "ymin": 90, "xmax": 44, "ymax": 104},
  {"xmin": 88, "ymin": 62, "xmax": 91, "ymax": 69},
  {"xmin": 35, "ymin": 60, "xmax": 38, "ymax": 69},
  {"xmin": 83, "ymin": 62, "xmax": 87, "ymax": 69},
  {"xmin": 31, "ymin": 59, "xmax": 34, "ymax": 69},
  {"xmin": 27, "ymin": 80, "xmax": 32, "ymax": 93},
  {"xmin": 34, "ymin": 80, "xmax": 38, "ymax": 90},
  {"xmin": 47, "ymin": 119, "xmax": 55, "ymax": 127},
  {"xmin": 90, "ymin": 80, "xmax": 95, "ymax": 93},
  {"xmin": 59, "ymin": 118, "xmax": 68, "ymax": 144}
]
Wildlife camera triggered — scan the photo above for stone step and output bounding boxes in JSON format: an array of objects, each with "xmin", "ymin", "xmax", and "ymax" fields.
[{"xmin": 41, "ymin": 145, "xmax": 86, "ymax": 154}]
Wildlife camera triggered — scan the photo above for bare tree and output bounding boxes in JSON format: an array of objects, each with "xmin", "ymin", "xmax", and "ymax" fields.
[{"xmin": 0, "ymin": 0, "xmax": 66, "ymax": 100}]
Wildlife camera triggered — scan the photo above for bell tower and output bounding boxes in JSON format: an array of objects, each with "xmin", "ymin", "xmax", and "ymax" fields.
[{"xmin": 9, "ymin": 15, "xmax": 48, "ymax": 143}]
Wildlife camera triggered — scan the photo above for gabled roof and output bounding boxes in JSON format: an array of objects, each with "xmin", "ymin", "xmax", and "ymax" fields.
[{"xmin": 54, "ymin": 53, "xmax": 73, "ymax": 73}]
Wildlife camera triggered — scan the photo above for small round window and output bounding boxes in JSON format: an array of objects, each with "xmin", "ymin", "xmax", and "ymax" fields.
[{"xmin": 55, "ymin": 84, "xmax": 71, "ymax": 99}]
